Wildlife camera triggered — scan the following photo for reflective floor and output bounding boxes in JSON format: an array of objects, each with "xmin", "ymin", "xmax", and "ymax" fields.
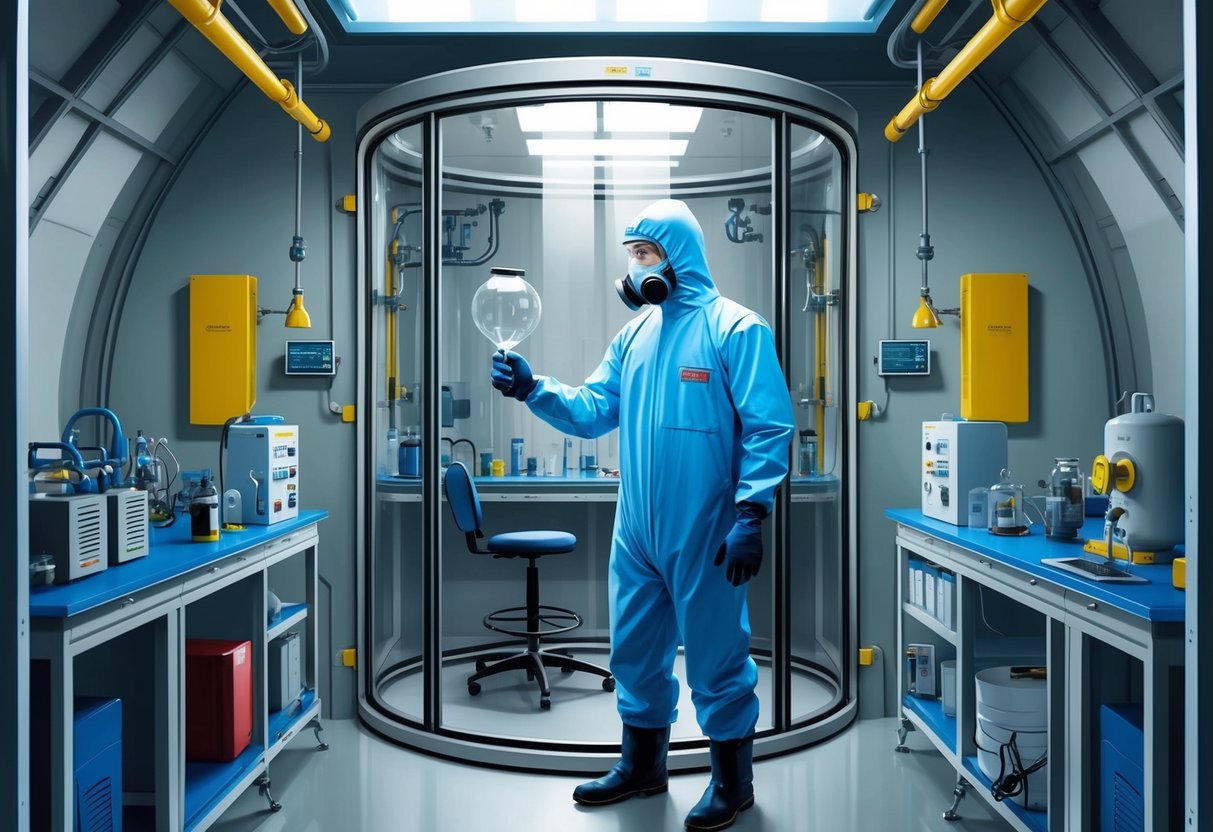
[
  {"xmin": 211, "ymin": 717, "xmax": 1010, "ymax": 831},
  {"xmin": 378, "ymin": 651, "xmax": 838, "ymax": 741}
]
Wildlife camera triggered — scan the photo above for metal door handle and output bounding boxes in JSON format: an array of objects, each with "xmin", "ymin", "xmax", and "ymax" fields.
[
  {"xmin": 1028, "ymin": 579, "xmax": 1037, "ymax": 586},
  {"xmin": 121, "ymin": 596, "xmax": 136, "ymax": 607},
  {"xmin": 1087, "ymin": 602, "xmax": 1098, "ymax": 611}
]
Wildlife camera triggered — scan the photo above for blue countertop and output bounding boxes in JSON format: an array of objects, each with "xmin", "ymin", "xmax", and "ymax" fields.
[
  {"xmin": 30, "ymin": 510, "xmax": 327, "ymax": 620},
  {"xmin": 886, "ymin": 508, "xmax": 1184, "ymax": 623}
]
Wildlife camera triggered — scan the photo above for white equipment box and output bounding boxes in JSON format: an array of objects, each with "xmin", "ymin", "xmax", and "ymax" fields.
[
  {"xmin": 922, "ymin": 420, "xmax": 1008, "ymax": 525},
  {"xmin": 227, "ymin": 423, "xmax": 299, "ymax": 525}
]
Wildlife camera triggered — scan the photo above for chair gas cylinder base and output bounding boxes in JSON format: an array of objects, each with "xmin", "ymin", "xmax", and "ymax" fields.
[{"xmin": 445, "ymin": 462, "xmax": 615, "ymax": 710}]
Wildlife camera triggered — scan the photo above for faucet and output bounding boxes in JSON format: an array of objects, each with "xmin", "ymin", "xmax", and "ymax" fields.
[{"xmin": 1105, "ymin": 505, "xmax": 1129, "ymax": 570}]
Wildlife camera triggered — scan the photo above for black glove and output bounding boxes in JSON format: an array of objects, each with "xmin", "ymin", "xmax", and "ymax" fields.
[
  {"xmin": 490, "ymin": 349, "xmax": 536, "ymax": 401},
  {"xmin": 714, "ymin": 503, "xmax": 765, "ymax": 586}
]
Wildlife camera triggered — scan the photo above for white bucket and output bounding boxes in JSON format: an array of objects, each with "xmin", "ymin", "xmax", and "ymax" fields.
[
  {"xmin": 975, "ymin": 666, "xmax": 1046, "ymax": 713},
  {"xmin": 976, "ymin": 716, "xmax": 1048, "ymax": 811},
  {"xmin": 977, "ymin": 699, "xmax": 1049, "ymax": 732}
]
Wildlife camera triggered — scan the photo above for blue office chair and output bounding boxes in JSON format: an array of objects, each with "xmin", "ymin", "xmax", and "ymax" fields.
[{"xmin": 444, "ymin": 461, "xmax": 615, "ymax": 710}]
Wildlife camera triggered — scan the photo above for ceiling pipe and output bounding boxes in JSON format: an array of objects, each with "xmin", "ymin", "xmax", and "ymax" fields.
[
  {"xmin": 167, "ymin": 0, "xmax": 330, "ymax": 142},
  {"xmin": 266, "ymin": 0, "xmax": 308, "ymax": 35},
  {"xmin": 885, "ymin": 0, "xmax": 1048, "ymax": 142},
  {"xmin": 911, "ymin": 0, "xmax": 950, "ymax": 34}
]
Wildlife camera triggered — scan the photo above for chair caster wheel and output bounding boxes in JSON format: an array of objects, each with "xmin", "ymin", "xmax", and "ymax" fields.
[
  {"xmin": 475, "ymin": 660, "xmax": 486, "ymax": 672},
  {"xmin": 603, "ymin": 676, "xmax": 616, "ymax": 692},
  {"xmin": 540, "ymin": 696, "xmax": 551, "ymax": 711},
  {"xmin": 468, "ymin": 681, "xmax": 481, "ymax": 696},
  {"xmin": 270, "ymin": 801, "xmax": 282, "ymax": 812}
]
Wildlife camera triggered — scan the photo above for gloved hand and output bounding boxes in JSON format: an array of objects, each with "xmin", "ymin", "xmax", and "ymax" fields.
[
  {"xmin": 714, "ymin": 503, "xmax": 765, "ymax": 586},
  {"xmin": 490, "ymin": 349, "xmax": 536, "ymax": 401}
]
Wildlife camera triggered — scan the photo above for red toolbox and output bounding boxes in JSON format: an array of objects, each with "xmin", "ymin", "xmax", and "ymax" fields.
[{"xmin": 185, "ymin": 639, "xmax": 253, "ymax": 762}]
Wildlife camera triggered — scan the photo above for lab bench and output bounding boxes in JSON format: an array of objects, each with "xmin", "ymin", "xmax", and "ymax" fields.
[
  {"xmin": 887, "ymin": 509, "xmax": 1183, "ymax": 832},
  {"xmin": 30, "ymin": 510, "xmax": 328, "ymax": 832}
]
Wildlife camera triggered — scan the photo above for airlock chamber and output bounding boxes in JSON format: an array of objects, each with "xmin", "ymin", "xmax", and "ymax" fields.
[{"xmin": 355, "ymin": 58, "xmax": 857, "ymax": 771}]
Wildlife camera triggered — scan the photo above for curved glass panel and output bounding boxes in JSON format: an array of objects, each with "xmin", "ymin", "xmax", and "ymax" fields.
[
  {"xmin": 787, "ymin": 121, "xmax": 846, "ymax": 723},
  {"xmin": 369, "ymin": 120, "xmax": 426, "ymax": 724}
]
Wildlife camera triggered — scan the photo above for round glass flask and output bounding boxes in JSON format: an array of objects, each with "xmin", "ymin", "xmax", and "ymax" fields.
[{"xmin": 472, "ymin": 266, "xmax": 542, "ymax": 351}]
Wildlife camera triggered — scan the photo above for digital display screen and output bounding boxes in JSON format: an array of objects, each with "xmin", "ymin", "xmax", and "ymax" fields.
[
  {"xmin": 285, "ymin": 340, "xmax": 336, "ymax": 376},
  {"xmin": 878, "ymin": 340, "xmax": 930, "ymax": 376}
]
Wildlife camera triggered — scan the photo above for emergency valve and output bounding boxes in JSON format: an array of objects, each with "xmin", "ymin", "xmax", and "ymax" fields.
[{"xmin": 1090, "ymin": 453, "xmax": 1136, "ymax": 494}]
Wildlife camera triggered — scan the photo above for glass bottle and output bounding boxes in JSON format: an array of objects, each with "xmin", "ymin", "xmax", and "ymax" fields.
[
  {"xmin": 1047, "ymin": 457, "xmax": 1084, "ymax": 539},
  {"xmin": 798, "ymin": 429, "xmax": 817, "ymax": 477}
]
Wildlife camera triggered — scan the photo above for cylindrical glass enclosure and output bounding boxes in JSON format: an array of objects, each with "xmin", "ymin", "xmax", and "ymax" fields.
[{"xmin": 356, "ymin": 58, "xmax": 858, "ymax": 771}]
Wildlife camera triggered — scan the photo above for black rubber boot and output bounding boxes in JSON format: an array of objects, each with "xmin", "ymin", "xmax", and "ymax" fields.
[
  {"xmin": 684, "ymin": 737, "xmax": 755, "ymax": 831},
  {"xmin": 573, "ymin": 724, "xmax": 670, "ymax": 806}
]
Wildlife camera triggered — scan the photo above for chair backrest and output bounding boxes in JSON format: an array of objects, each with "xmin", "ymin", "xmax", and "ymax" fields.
[{"xmin": 443, "ymin": 462, "xmax": 483, "ymax": 551}]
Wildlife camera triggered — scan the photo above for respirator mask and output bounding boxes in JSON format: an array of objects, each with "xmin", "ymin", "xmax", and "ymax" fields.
[{"xmin": 614, "ymin": 259, "xmax": 677, "ymax": 311}]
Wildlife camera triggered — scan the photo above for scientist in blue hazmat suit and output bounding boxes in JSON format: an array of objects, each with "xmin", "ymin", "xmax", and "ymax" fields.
[{"xmin": 490, "ymin": 199, "xmax": 793, "ymax": 831}]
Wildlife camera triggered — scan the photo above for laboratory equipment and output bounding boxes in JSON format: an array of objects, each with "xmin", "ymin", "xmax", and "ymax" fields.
[
  {"xmin": 921, "ymin": 420, "xmax": 1008, "ymax": 525},
  {"xmin": 384, "ymin": 427, "xmax": 399, "ymax": 476},
  {"xmin": 798, "ymin": 429, "xmax": 817, "ymax": 477},
  {"xmin": 73, "ymin": 698, "xmax": 124, "ymax": 832},
  {"xmin": 226, "ymin": 422, "xmax": 299, "ymax": 525},
  {"xmin": 491, "ymin": 459, "xmax": 505, "ymax": 477},
  {"xmin": 399, "ymin": 429, "xmax": 421, "ymax": 478},
  {"xmin": 564, "ymin": 437, "xmax": 575, "ymax": 475},
  {"xmin": 905, "ymin": 643, "xmax": 936, "ymax": 697},
  {"xmin": 1045, "ymin": 457, "xmax": 1085, "ymax": 539},
  {"xmin": 960, "ymin": 272, "xmax": 1028, "ymax": 423},
  {"xmin": 472, "ymin": 266, "xmax": 542, "ymax": 350},
  {"xmin": 284, "ymin": 339, "xmax": 336, "ymax": 375},
  {"xmin": 29, "ymin": 494, "xmax": 108, "ymax": 583},
  {"xmin": 580, "ymin": 438, "xmax": 598, "ymax": 473},
  {"xmin": 877, "ymin": 339, "xmax": 930, "ymax": 376},
  {"xmin": 268, "ymin": 631, "xmax": 302, "ymax": 711},
  {"xmin": 190, "ymin": 274, "xmax": 257, "ymax": 425},
  {"xmin": 185, "ymin": 639, "xmax": 254, "ymax": 762},
  {"xmin": 1100, "ymin": 704, "xmax": 1144, "ymax": 832},
  {"xmin": 106, "ymin": 488, "xmax": 149, "ymax": 563},
  {"xmin": 1087, "ymin": 392, "xmax": 1184, "ymax": 560},
  {"xmin": 223, "ymin": 488, "xmax": 243, "ymax": 526},
  {"xmin": 29, "ymin": 554, "xmax": 55, "ymax": 586},
  {"xmin": 189, "ymin": 476, "xmax": 219, "ymax": 542},
  {"xmin": 987, "ymin": 469, "xmax": 1029, "ymax": 536},
  {"xmin": 511, "ymin": 437, "xmax": 525, "ymax": 477},
  {"xmin": 479, "ymin": 450, "xmax": 493, "ymax": 476},
  {"xmin": 968, "ymin": 486, "xmax": 989, "ymax": 528}
]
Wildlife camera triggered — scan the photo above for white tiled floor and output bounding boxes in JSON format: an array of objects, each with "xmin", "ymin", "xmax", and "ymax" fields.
[{"xmin": 210, "ymin": 717, "xmax": 1011, "ymax": 832}]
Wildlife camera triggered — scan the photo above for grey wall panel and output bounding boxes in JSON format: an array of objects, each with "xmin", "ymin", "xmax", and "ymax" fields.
[
  {"xmin": 834, "ymin": 82, "xmax": 1110, "ymax": 716},
  {"xmin": 27, "ymin": 0, "xmax": 118, "ymax": 82},
  {"xmin": 110, "ymin": 86, "xmax": 368, "ymax": 718}
]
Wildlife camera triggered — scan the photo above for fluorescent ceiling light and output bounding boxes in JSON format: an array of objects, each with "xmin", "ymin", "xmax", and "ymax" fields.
[
  {"xmin": 603, "ymin": 102, "xmax": 702, "ymax": 133},
  {"xmin": 544, "ymin": 159, "xmax": 680, "ymax": 168},
  {"xmin": 515, "ymin": 102, "xmax": 597, "ymax": 133},
  {"xmin": 516, "ymin": 0, "xmax": 595, "ymax": 21},
  {"xmin": 761, "ymin": 0, "xmax": 827, "ymax": 22},
  {"xmin": 526, "ymin": 139, "xmax": 689, "ymax": 157},
  {"xmin": 615, "ymin": 0, "xmax": 707, "ymax": 22}
]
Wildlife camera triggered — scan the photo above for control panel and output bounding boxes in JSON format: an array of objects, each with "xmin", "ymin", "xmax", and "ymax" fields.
[
  {"xmin": 227, "ymin": 424, "xmax": 299, "ymax": 525},
  {"xmin": 922, "ymin": 420, "xmax": 1007, "ymax": 526}
]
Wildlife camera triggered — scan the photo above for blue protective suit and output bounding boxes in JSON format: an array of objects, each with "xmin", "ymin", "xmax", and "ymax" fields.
[{"xmin": 523, "ymin": 199, "xmax": 793, "ymax": 740}]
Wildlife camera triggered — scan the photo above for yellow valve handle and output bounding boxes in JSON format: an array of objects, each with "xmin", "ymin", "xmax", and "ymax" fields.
[{"xmin": 1090, "ymin": 455, "xmax": 1111, "ymax": 494}]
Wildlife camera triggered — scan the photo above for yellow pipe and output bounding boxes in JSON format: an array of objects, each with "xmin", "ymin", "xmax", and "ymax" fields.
[
  {"xmin": 266, "ymin": 0, "xmax": 308, "ymax": 35},
  {"xmin": 911, "ymin": 0, "xmax": 950, "ymax": 34},
  {"xmin": 885, "ymin": 0, "xmax": 1048, "ymax": 142},
  {"xmin": 168, "ymin": 0, "xmax": 330, "ymax": 142}
]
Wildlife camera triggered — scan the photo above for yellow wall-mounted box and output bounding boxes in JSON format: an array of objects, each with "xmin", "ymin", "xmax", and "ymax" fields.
[
  {"xmin": 960, "ymin": 272, "xmax": 1028, "ymax": 423},
  {"xmin": 190, "ymin": 274, "xmax": 257, "ymax": 425}
]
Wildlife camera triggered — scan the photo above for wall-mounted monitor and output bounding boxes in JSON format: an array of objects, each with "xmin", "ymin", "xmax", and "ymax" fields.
[
  {"xmin": 284, "ymin": 340, "xmax": 336, "ymax": 376},
  {"xmin": 878, "ymin": 339, "xmax": 930, "ymax": 376}
]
